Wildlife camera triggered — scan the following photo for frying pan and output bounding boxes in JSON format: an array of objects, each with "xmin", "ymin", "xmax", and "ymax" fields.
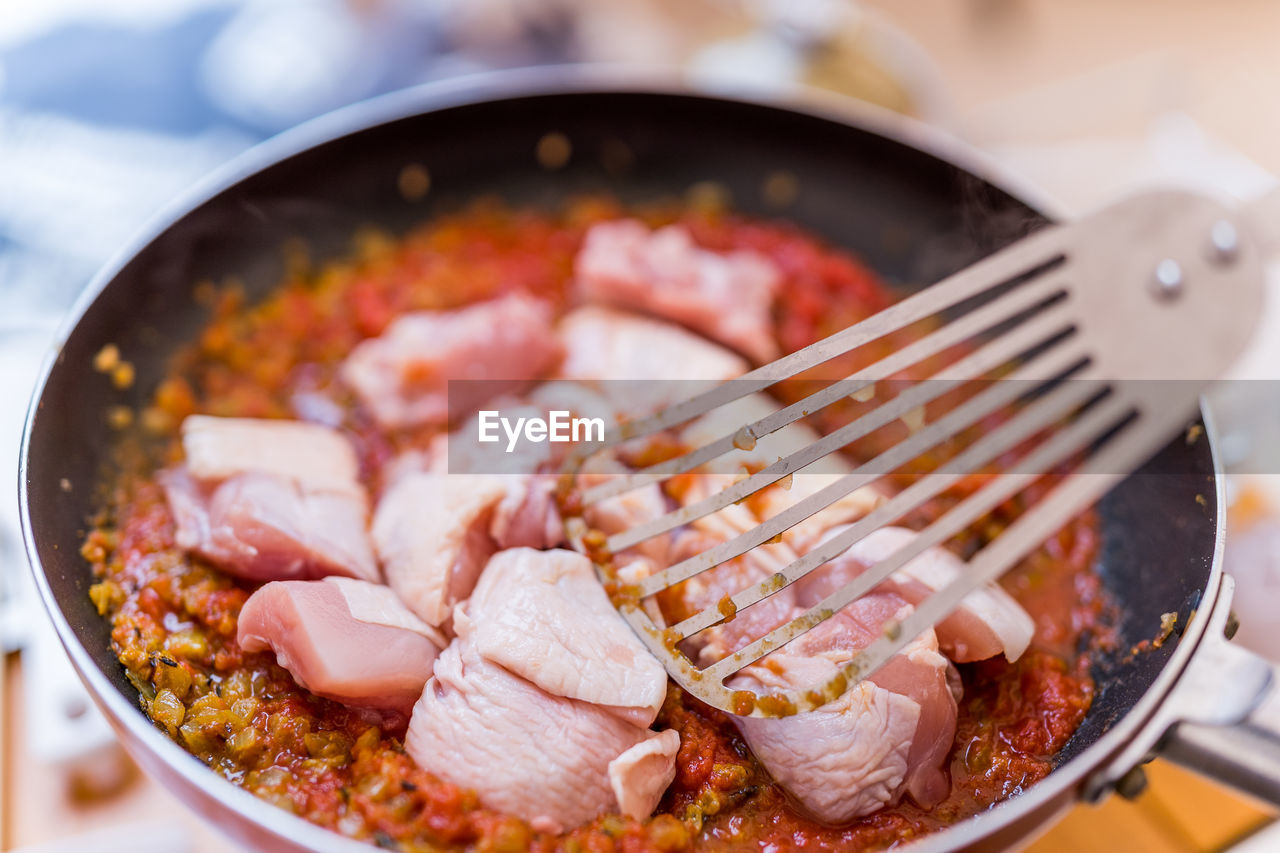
[{"xmin": 19, "ymin": 68, "xmax": 1280, "ymax": 852}]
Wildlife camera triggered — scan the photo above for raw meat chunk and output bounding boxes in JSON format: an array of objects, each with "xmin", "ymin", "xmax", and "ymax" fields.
[
  {"xmin": 162, "ymin": 468, "xmax": 379, "ymax": 583},
  {"xmin": 555, "ymin": 306, "xmax": 746, "ymax": 416},
  {"xmin": 372, "ymin": 474, "xmax": 506, "ymax": 627},
  {"xmin": 406, "ymin": 610, "xmax": 677, "ymax": 832},
  {"xmin": 732, "ymin": 594, "xmax": 957, "ymax": 820},
  {"xmin": 798, "ymin": 525, "xmax": 1035, "ymax": 663},
  {"xmin": 237, "ymin": 577, "xmax": 444, "ymax": 713},
  {"xmin": 372, "ymin": 473, "xmax": 564, "ymax": 627},
  {"xmin": 576, "ymin": 220, "xmax": 781, "ymax": 362},
  {"xmin": 467, "ymin": 548, "xmax": 667, "ymax": 725},
  {"xmin": 341, "ymin": 294, "xmax": 562, "ymax": 429}
]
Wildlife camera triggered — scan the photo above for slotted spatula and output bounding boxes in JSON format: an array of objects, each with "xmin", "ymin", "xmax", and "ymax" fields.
[{"xmin": 563, "ymin": 187, "xmax": 1275, "ymax": 717}]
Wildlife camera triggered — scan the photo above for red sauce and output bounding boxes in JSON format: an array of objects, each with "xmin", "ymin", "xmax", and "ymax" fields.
[{"xmin": 86, "ymin": 197, "xmax": 1110, "ymax": 851}]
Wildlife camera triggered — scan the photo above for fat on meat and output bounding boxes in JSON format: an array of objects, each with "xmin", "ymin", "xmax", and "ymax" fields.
[
  {"xmin": 180, "ymin": 415, "xmax": 363, "ymax": 499},
  {"xmin": 164, "ymin": 416, "xmax": 378, "ymax": 582}
]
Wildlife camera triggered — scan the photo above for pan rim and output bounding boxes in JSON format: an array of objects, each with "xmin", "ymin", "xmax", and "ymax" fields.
[{"xmin": 17, "ymin": 64, "xmax": 1224, "ymax": 852}]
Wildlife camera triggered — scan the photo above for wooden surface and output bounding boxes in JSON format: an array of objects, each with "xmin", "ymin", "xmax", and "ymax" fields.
[{"xmin": 1027, "ymin": 763, "xmax": 1271, "ymax": 853}]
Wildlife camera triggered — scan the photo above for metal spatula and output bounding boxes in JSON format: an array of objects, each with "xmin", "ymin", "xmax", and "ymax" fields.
[{"xmin": 563, "ymin": 187, "xmax": 1275, "ymax": 717}]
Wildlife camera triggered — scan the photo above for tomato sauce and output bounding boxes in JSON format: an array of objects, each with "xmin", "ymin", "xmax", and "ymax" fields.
[{"xmin": 85, "ymin": 196, "xmax": 1109, "ymax": 852}]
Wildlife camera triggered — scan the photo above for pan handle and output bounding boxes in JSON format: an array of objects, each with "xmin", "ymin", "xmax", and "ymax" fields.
[
  {"xmin": 1163, "ymin": 698, "xmax": 1280, "ymax": 805},
  {"xmin": 1156, "ymin": 577, "xmax": 1280, "ymax": 805}
]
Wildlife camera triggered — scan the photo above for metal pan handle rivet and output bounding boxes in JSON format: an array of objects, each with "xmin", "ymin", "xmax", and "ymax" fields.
[
  {"xmin": 1208, "ymin": 219, "xmax": 1240, "ymax": 264},
  {"xmin": 1114, "ymin": 765, "xmax": 1149, "ymax": 800},
  {"xmin": 1151, "ymin": 258, "xmax": 1184, "ymax": 299}
]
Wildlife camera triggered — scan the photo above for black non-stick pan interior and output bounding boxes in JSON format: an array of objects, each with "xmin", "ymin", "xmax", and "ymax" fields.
[{"xmin": 24, "ymin": 86, "xmax": 1217, "ymax": 773}]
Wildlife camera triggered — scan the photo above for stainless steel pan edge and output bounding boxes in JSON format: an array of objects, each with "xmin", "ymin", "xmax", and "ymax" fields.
[{"xmin": 16, "ymin": 65, "xmax": 1275, "ymax": 852}]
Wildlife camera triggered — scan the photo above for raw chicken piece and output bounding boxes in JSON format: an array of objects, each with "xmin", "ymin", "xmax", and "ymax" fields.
[
  {"xmin": 576, "ymin": 220, "xmax": 782, "ymax": 362},
  {"xmin": 732, "ymin": 593, "xmax": 958, "ymax": 821},
  {"xmin": 579, "ymin": 453, "xmax": 672, "ymax": 565},
  {"xmin": 467, "ymin": 548, "xmax": 667, "ymax": 726},
  {"xmin": 734, "ymin": 661, "xmax": 918, "ymax": 822},
  {"xmin": 609, "ymin": 730, "xmax": 681, "ymax": 820},
  {"xmin": 237, "ymin": 577, "xmax": 444, "ymax": 714},
  {"xmin": 372, "ymin": 472, "xmax": 563, "ymax": 626},
  {"xmin": 668, "ymin": 526, "xmax": 800, "ymax": 667},
  {"xmin": 490, "ymin": 476, "xmax": 564, "ymax": 551},
  {"xmin": 666, "ymin": 474, "xmax": 804, "ymax": 666},
  {"xmin": 789, "ymin": 596, "xmax": 958, "ymax": 806},
  {"xmin": 556, "ymin": 306, "xmax": 746, "ymax": 416},
  {"xmin": 162, "ymin": 468, "xmax": 379, "ymax": 583},
  {"xmin": 164, "ymin": 415, "xmax": 378, "ymax": 582},
  {"xmin": 340, "ymin": 294, "xmax": 563, "ymax": 429},
  {"xmin": 406, "ymin": 609, "xmax": 677, "ymax": 832},
  {"xmin": 372, "ymin": 473, "xmax": 505, "ymax": 627},
  {"xmin": 797, "ymin": 525, "xmax": 1034, "ymax": 663},
  {"xmin": 181, "ymin": 415, "xmax": 362, "ymax": 498},
  {"xmin": 667, "ymin": 473, "xmax": 958, "ymax": 816}
]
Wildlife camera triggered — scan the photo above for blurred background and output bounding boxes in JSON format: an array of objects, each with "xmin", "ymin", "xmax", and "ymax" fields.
[{"xmin": 3, "ymin": 1, "xmax": 1280, "ymax": 851}]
